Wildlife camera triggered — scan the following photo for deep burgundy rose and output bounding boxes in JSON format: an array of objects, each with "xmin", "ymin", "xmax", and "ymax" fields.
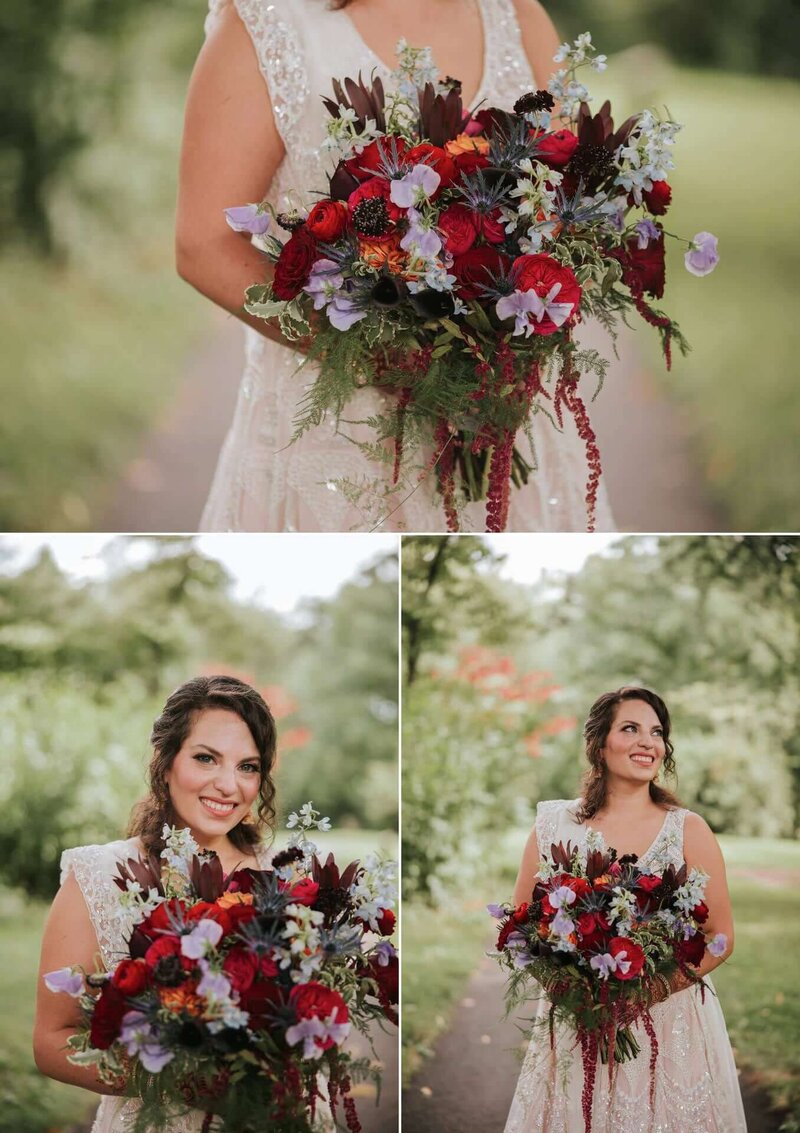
[
  {"xmin": 368, "ymin": 954, "xmax": 398, "ymax": 1012},
  {"xmin": 404, "ymin": 143, "xmax": 458, "ymax": 190},
  {"xmin": 345, "ymin": 136, "xmax": 408, "ymax": 182},
  {"xmin": 376, "ymin": 908, "xmax": 396, "ymax": 936},
  {"xmin": 272, "ymin": 227, "xmax": 319, "ymax": 300},
  {"xmin": 608, "ymin": 936, "xmax": 646, "ymax": 981},
  {"xmin": 675, "ymin": 931, "xmax": 706, "ymax": 968},
  {"xmin": 692, "ymin": 901, "xmax": 710, "ymax": 924},
  {"xmin": 226, "ymin": 869, "xmax": 256, "ymax": 894},
  {"xmin": 288, "ymin": 878, "xmax": 320, "ymax": 906},
  {"xmin": 239, "ymin": 975, "xmax": 281, "ymax": 1026},
  {"xmin": 90, "ymin": 984, "xmax": 127, "ymax": 1049},
  {"xmin": 289, "ymin": 983, "xmax": 349, "ymax": 1050},
  {"xmin": 576, "ymin": 910, "xmax": 611, "ymax": 951},
  {"xmin": 478, "ymin": 208, "xmax": 506, "ymax": 244},
  {"xmin": 438, "ymin": 203, "xmax": 480, "ymax": 255},
  {"xmin": 452, "ymin": 245, "xmax": 510, "ymax": 301},
  {"xmin": 533, "ymin": 129, "xmax": 579, "ymax": 168},
  {"xmin": 472, "ymin": 107, "xmax": 506, "ymax": 137},
  {"xmin": 222, "ymin": 946, "xmax": 259, "ymax": 993},
  {"xmin": 642, "ymin": 180, "xmax": 672, "ymax": 216},
  {"xmin": 615, "ymin": 233, "xmax": 666, "ymax": 299},
  {"xmin": 511, "ymin": 253, "xmax": 583, "ymax": 335},
  {"xmin": 306, "ymin": 199, "xmax": 348, "ymax": 242},
  {"xmin": 111, "ymin": 958, "xmax": 149, "ymax": 997}
]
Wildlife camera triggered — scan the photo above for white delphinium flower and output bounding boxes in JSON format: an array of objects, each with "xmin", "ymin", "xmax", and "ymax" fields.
[
  {"xmin": 322, "ymin": 108, "xmax": 381, "ymax": 164},
  {"xmin": 584, "ymin": 828, "xmax": 607, "ymax": 854},
  {"xmin": 281, "ymin": 903, "xmax": 325, "ymax": 980},
  {"xmin": 350, "ymin": 854, "xmax": 397, "ymax": 932},
  {"xmin": 114, "ymin": 880, "xmax": 165, "ymax": 940},
  {"xmin": 286, "ymin": 801, "xmax": 332, "ymax": 865},
  {"xmin": 608, "ymin": 886, "xmax": 637, "ymax": 929},
  {"xmin": 674, "ymin": 868, "xmax": 710, "ymax": 915}
]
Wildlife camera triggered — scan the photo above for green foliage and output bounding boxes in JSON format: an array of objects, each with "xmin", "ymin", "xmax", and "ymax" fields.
[
  {"xmin": 553, "ymin": 0, "xmax": 800, "ymax": 79},
  {"xmin": 0, "ymin": 537, "xmax": 397, "ymax": 897}
]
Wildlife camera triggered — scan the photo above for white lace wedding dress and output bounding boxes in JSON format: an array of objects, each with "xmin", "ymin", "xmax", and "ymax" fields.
[
  {"xmin": 60, "ymin": 837, "xmax": 276, "ymax": 1133},
  {"xmin": 199, "ymin": 0, "xmax": 616, "ymax": 533},
  {"xmin": 503, "ymin": 800, "xmax": 748, "ymax": 1133}
]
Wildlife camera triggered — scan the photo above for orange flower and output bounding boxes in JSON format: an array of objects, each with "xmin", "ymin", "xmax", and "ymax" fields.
[
  {"xmin": 446, "ymin": 133, "xmax": 490, "ymax": 156},
  {"xmin": 160, "ymin": 986, "xmax": 204, "ymax": 1016},
  {"xmin": 359, "ymin": 233, "xmax": 408, "ymax": 274},
  {"xmin": 216, "ymin": 891, "xmax": 254, "ymax": 909}
]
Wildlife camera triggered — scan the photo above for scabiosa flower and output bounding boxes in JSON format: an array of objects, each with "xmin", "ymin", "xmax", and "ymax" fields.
[{"xmin": 513, "ymin": 90, "xmax": 555, "ymax": 115}]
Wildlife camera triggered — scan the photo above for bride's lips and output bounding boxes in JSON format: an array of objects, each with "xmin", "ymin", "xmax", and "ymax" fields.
[
  {"xmin": 630, "ymin": 753, "xmax": 656, "ymax": 766},
  {"xmin": 199, "ymin": 796, "xmax": 238, "ymax": 818}
]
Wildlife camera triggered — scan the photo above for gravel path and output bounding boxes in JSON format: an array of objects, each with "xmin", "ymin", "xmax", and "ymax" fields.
[
  {"xmin": 100, "ymin": 315, "xmax": 723, "ymax": 533},
  {"xmin": 402, "ymin": 945, "xmax": 779, "ymax": 1133}
]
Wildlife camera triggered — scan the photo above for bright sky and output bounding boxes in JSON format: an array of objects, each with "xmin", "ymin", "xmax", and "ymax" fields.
[
  {"xmin": 0, "ymin": 534, "xmax": 398, "ymax": 614},
  {"xmin": 482, "ymin": 533, "xmax": 625, "ymax": 586}
]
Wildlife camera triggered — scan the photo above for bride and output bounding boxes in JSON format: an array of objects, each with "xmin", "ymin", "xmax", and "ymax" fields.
[
  {"xmin": 175, "ymin": 0, "xmax": 615, "ymax": 533},
  {"xmin": 33, "ymin": 675, "xmax": 279, "ymax": 1132},
  {"xmin": 504, "ymin": 687, "xmax": 747, "ymax": 1132}
]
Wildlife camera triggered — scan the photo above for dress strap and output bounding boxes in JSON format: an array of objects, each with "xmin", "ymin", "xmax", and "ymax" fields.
[
  {"xmin": 534, "ymin": 798, "xmax": 572, "ymax": 861},
  {"xmin": 232, "ymin": 0, "xmax": 311, "ymax": 148},
  {"xmin": 60, "ymin": 843, "xmax": 125, "ymax": 971}
]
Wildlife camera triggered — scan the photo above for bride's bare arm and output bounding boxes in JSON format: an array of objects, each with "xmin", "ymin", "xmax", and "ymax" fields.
[
  {"xmin": 677, "ymin": 812, "xmax": 735, "ymax": 978},
  {"xmin": 512, "ymin": 826, "xmax": 541, "ymax": 906},
  {"xmin": 175, "ymin": 3, "xmax": 292, "ymax": 346},
  {"xmin": 33, "ymin": 872, "xmax": 123, "ymax": 1094}
]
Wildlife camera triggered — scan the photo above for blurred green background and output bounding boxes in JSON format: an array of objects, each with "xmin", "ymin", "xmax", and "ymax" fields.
[
  {"xmin": 1, "ymin": 1, "xmax": 799, "ymax": 530},
  {"xmin": 402, "ymin": 534, "xmax": 800, "ymax": 1126},
  {"xmin": 0, "ymin": 534, "xmax": 397, "ymax": 1132}
]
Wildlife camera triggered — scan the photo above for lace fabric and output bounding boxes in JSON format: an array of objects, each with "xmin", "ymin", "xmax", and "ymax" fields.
[
  {"xmin": 198, "ymin": 0, "xmax": 616, "ymax": 532},
  {"xmin": 503, "ymin": 800, "xmax": 748, "ymax": 1133}
]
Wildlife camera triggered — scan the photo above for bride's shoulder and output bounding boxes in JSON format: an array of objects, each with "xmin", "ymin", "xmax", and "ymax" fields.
[
  {"xmin": 535, "ymin": 797, "xmax": 580, "ymax": 818},
  {"xmin": 59, "ymin": 836, "xmax": 144, "ymax": 886}
]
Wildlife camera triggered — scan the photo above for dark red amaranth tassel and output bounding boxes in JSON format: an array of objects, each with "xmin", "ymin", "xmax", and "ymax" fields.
[
  {"xmin": 201, "ymin": 1115, "xmax": 213, "ymax": 1133},
  {"xmin": 555, "ymin": 352, "xmax": 601, "ymax": 531},
  {"xmin": 433, "ymin": 418, "xmax": 459, "ymax": 532},
  {"xmin": 630, "ymin": 286, "xmax": 673, "ymax": 370},
  {"xmin": 465, "ymin": 336, "xmax": 494, "ymax": 402},
  {"xmin": 578, "ymin": 1025, "xmax": 598, "ymax": 1133},
  {"xmin": 548, "ymin": 1002, "xmax": 556, "ymax": 1052},
  {"xmin": 641, "ymin": 1009, "xmax": 659, "ymax": 1111},
  {"xmin": 392, "ymin": 386, "xmax": 412, "ymax": 485},
  {"xmin": 485, "ymin": 429, "xmax": 514, "ymax": 532},
  {"xmin": 340, "ymin": 1075, "xmax": 362, "ymax": 1133}
]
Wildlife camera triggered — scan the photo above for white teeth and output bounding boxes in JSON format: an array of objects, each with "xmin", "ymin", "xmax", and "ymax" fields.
[
  {"xmin": 201, "ymin": 798, "xmax": 236, "ymax": 813},
  {"xmin": 631, "ymin": 756, "xmax": 654, "ymax": 764}
]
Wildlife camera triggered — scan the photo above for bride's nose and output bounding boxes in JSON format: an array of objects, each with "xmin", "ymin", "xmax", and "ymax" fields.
[{"xmin": 211, "ymin": 765, "xmax": 237, "ymax": 796}]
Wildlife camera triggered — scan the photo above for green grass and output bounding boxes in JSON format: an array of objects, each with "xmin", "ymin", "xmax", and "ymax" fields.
[
  {"xmin": 604, "ymin": 64, "xmax": 800, "ymax": 529},
  {"xmin": 0, "ymin": 13, "xmax": 209, "ymax": 531},
  {"xmin": 402, "ymin": 836, "xmax": 800, "ymax": 1119}
]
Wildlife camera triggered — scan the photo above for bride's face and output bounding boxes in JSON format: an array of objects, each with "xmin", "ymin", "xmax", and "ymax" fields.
[
  {"xmin": 601, "ymin": 699, "xmax": 666, "ymax": 786},
  {"xmin": 164, "ymin": 708, "xmax": 262, "ymax": 844}
]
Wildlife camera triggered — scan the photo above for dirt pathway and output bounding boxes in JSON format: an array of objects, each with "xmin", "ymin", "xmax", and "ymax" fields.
[
  {"xmin": 402, "ymin": 948, "xmax": 780, "ymax": 1132},
  {"xmin": 100, "ymin": 315, "xmax": 724, "ymax": 533}
]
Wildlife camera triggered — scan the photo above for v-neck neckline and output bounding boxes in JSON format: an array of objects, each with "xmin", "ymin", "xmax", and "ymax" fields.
[
  {"xmin": 578, "ymin": 805, "xmax": 673, "ymax": 868},
  {"xmin": 340, "ymin": 0, "xmax": 490, "ymax": 110}
]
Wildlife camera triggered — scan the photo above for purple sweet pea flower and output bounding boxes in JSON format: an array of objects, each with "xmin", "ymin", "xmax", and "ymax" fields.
[
  {"xmin": 327, "ymin": 294, "xmax": 367, "ymax": 331},
  {"xmin": 635, "ymin": 218, "xmax": 660, "ymax": 249},
  {"xmin": 120, "ymin": 1011, "xmax": 175, "ymax": 1074},
  {"xmin": 374, "ymin": 940, "xmax": 397, "ymax": 966},
  {"xmin": 589, "ymin": 952, "xmax": 617, "ymax": 980},
  {"xmin": 286, "ymin": 1011, "xmax": 351, "ymax": 1059},
  {"xmin": 303, "ymin": 258, "xmax": 344, "ymax": 310},
  {"xmin": 181, "ymin": 918, "xmax": 223, "ymax": 959},
  {"xmin": 487, "ymin": 903, "xmax": 506, "ymax": 919},
  {"xmin": 707, "ymin": 932, "xmax": 727, "ymax": 957},
  {"xmin": 549, "ymin": 885, "xmax": 577, "ymax": 910},
  {"xmin": 390, "ymin": 164, "xmax": 441, "ymax": 209},
  {"xmin": 684, "ymin": 231, "xmax": 719, "ymax": 277},
  {"xmin": 197, "ymin": 968, "xmax": 233, "ymax": 1001},
  {"xmin": 400, "ymin": 207, "xmax": 442, "ymax": 260},
  {"xmin": 224, "ymin": 204, "xmax": 270, "ymax": 236},
  {"xmin": 551, "ymin": 910, "xmax": 575, "ymax": 937},
  {"xmin": 44, "ymin": 967, "xmax": 84, "ymax": 997}
]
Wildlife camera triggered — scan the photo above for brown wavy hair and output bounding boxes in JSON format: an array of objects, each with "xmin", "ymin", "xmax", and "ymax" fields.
[
  {"xmin": 574, "ymin": 687, "xmax": 682, "ymax": 823},
  {"xmin": 128, "ymin": 675, "xmax": 277, "ymax": 855}
]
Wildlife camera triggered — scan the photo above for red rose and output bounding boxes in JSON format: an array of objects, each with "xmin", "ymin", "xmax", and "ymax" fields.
[
  {"xmin": 306, "ymin": 199, "xmax": 348, "ymax": 242},
  {"xmin": 404, "ymin": 143, "xmax": 458, "ymax": 190},
  {"xmin": 288, "ymin": 878, "xmax": 319, "ymax": 906},
  {"xmin": 452, "ymin": 149, "xmax": 490, "ymax": 177},
  {"xmin": 239, "ymin": 973, "xmax": 282, "ymax": 1026},
  {"xmin": 376, "ymin": 908, "xmax": 396, "ymax": 936},
  {"xmin": 222, "ymin": 946, "xmax": 259, "ymax": 994},
  {"xmin": 608, "ymin": 936, "xmax": 646, "ymax": 981},
  {"xmin": 345, "ymin": 136, "xmax": 408, "ymax": 182},
  {"xmin": 452, "ymin": 245, "xmax": 510, "ymax": 301},
  {"xmin": 675, "ymin": 931, "xmax": 705, "ymax": 968},
  {"xmin": 510, "ymin": 253, "xmax": 583, "ymax": 335},
  {"xmin": 575, "ymin": 910, "xmax": 611, "ymax": 951},
  {"xmin": 642, "ymin": 180, "xmax": 672, "ymax": 216},
  {"xmin": 272, "ymin": 227, "xmax": 319, "ymax": 300},
  {"xmin": 368, "ymin": 954, "xmax": 398, "ymax": 1021},
  {"xmin": 225, "ymin": 902, "xmax": 257, "ymax": 931},
  {"xmin": 637, "ymin": 875, "xmax": 662, "ymax": 893},
  {"xmin": 111, "ymin": 958, "xmax": 149, "ymax": 997},
  {"xmin": 439, "ymin": 204, "xmax": 480, "ymax": 256},
  {"xmin": 289, "ymin": 982, "xmax": 349, "ymax": 1051},
  {"xmin": 478, "ymin": 209, "xmax": 506, "ymax": 245},
  {"xmin": 616, "ymin": 233, "xmax": 665, "ymax": 299},
  {"xmin": 692, "ymin": 901, "xmax": 709, "ymax": 925},
  {"xmin": 139, "ymin": 898, "xmax": 185, "ymax": 939},
  {"xmin": 533, "ymin": 129, "xmax": 579, "ymax": 169},
  {"xmin": 497, "ymin": 902, "xmax": 530, "ymax": 950},
  {"xmin": 89, "ymin": 983, "xmax": 127, "ymax": 1049}
]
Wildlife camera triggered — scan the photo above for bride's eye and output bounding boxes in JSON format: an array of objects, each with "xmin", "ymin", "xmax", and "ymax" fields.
[
  {"xmin": 240, "ymin": 762, "xmax": 260, "ymax": 774},
  {"xmin": 193, "ymin": 753, "xmax": 215, "ymax": 764}
]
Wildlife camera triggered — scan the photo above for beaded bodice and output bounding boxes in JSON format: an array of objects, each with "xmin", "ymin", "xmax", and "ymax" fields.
[{"xmin": 534, "ymin": 798, "xmax": 688, "ymax": 874}]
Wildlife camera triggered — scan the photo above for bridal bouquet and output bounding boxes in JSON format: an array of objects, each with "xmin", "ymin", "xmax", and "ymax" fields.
[
  {"xmin": 488, "ymin": 836, "xmax": 726, "ymax": 1133},
  {"xmin": 44, "ymin": 804, "xmax": 398, "ymax": 1133},
  {"xmin": 227, "ymin": 33, "xmax": 718, "ymax": 532}
]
